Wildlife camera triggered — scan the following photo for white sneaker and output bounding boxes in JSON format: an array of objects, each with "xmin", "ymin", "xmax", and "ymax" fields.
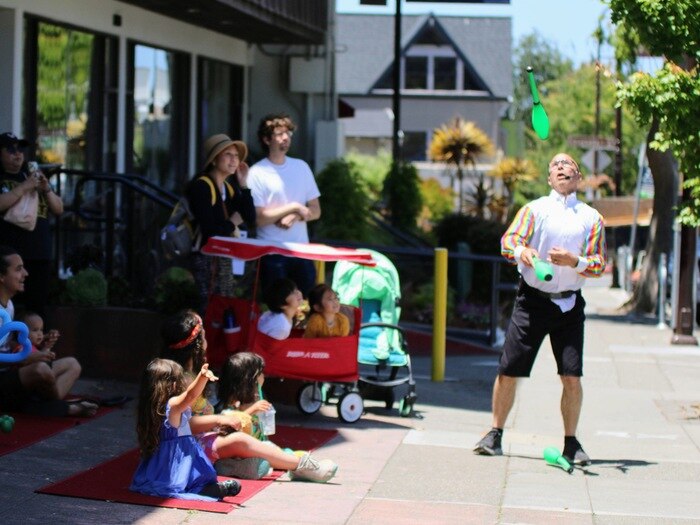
[{"xmin": 288, "ymin": 453, "xmax": 338, "ymax": 483}]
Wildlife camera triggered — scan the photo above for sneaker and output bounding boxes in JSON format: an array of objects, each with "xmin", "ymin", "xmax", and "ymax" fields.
[
  {"xmin": 289, "ymin": 453, "xmax": 338, "ymax": 483},
  {"xmin": 562, "ymin": 439, "xmax": 591, "ymax": 466},
  {"xmin": 473, "ymin": 429, "xmax": 503, "ymax": 456},
  {"xmin": 200, "ymin": 479, "xmax": 241, "ymax": 499},
  {"xmin": 218, "ymin": 479, "xmax": 241, "ymax": 498},
  {"xmin": 215, "ymin": 457, "xmax": 272, "ymax": 480}
]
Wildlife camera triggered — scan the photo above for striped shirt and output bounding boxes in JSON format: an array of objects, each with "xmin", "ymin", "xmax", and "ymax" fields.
[{"xmin": 502, "ymin": 190, "xmax": 606, "ymax": 308}]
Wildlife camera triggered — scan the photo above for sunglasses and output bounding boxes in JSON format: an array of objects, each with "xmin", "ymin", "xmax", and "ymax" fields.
[{"xmin": 2, "ymin": 145, "xmax": 25, "ymax": 154}]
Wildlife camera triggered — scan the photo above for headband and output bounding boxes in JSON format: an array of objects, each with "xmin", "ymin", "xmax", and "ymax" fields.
[{"xmin": 169, "ymin": 319, "xmax": 203, "ymax": 349}]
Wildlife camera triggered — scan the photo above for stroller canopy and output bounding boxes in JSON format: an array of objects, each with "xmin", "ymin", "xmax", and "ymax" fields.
[{"xmin": 332, "ymin": 249, "xmax": 402, "ymax": 359}]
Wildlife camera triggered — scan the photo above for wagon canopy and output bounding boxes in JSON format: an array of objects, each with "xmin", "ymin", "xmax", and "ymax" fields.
[{"xmin": 202, "ymin": 237, "xmax": 376, "ymax": 266}]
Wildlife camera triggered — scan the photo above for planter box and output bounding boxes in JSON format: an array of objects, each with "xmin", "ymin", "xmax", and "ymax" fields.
[{"xmin": 47, "ymin": 306, "xmax": 165, "ymax": 383}]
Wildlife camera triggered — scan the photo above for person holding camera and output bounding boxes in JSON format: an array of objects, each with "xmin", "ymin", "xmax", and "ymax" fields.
[{"xmin": 0, "ymin": 132, "xmax": 63, "ymax": 317}]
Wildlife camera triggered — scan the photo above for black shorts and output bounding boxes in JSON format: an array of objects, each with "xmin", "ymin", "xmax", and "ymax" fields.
[
  {"xmin": 0, "ymin": 368, "xmax": 28, "ymax": 411},
  {"xmin": 498, "ymin": 285, "xmax": 586, "ymax": 377}
]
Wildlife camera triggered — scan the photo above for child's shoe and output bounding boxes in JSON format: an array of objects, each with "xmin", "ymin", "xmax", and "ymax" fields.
[
  {"xmin": 215, "ymin": 457, "xmax": 272, "ymax": 480},
  {"xmin": 218, "ymin": 479, "xmax": 241, "ymax": 498},
  {"xmin": 288, "ymin": 453, "xmax": 338, "ymax": 483}
]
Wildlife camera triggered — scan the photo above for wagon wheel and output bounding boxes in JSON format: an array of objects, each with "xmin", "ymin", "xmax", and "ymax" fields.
[
  {"xmin": 337, "ymin": 391, "xmax": 363, "ymax": 423},
  {"xmin": 296, "ymin": 383, "xmax": 323, "ymax": 415}
]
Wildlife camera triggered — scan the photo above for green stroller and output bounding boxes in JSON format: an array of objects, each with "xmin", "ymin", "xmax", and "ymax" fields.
[{"xmin": 332, "ymin": 249, "xmax": 417, "ymax": 417}]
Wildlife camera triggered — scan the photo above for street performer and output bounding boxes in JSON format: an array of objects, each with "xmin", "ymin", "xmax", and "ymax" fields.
[{"xmin": 474, "ymin": 152, "xmax": 606, "ymax": 466}]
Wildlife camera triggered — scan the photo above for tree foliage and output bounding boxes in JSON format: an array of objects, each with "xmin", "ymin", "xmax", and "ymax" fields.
[
  {"xmin": 428, "ymin": 118, "xmax": 494, "ymax": 213},
  {"xmin": 512, "ymin": 32, "xmax": 574, "ymax": 124},
  {"xmin": 489, "ymin": 157, "xmax": 539, "ymax": 221},
  {"xmin": 610, "ymin": 0, "xmax": 700, "ymax": 225},
  {"xmin": 419, "ymin": 178, "xmax": 454, "ymax": 227},
  {"xmin": 511, "ymin": 61, "xmax": 645, "ymax": 199}
]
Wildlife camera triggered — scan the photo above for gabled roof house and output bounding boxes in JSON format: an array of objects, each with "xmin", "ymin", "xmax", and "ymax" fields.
[{"xmin": 336, "ymin": 13, "xmax": 512, "ymax": 163}]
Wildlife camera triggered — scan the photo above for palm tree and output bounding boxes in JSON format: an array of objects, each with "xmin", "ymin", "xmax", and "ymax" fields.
[
  {"xmin": 489, "ymin": 157, "xmax": 539, "ymax": 221},
  {"xmin": 428, "ymin": 117, "xmax": 494, "ymax": 214}
]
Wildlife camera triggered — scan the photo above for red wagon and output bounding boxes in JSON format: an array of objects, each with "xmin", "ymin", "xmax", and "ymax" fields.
[{"xmin": 201, "ymin": 237, "xmax": 375, "ymax": 422}]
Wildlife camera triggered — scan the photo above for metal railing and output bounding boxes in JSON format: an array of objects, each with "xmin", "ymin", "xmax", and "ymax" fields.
[
  {"xmin": 48, "ymin": 167, "xmax": 178, "ymax": 291},
  {"xmin": 321, "ymin": 239, "xmax": 519, "ymax": 347},
  {"xmin": 47, "ymin": 167, "xmax": 518, "ymax": 344}
]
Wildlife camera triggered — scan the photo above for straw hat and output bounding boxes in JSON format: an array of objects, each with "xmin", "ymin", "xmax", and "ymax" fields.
[{"xmin": 203, "ymin": 134, "xmax": 248, "ymax": 169}]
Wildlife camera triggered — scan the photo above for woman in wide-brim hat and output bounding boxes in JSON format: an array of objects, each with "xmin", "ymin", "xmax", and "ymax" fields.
[{"xmin": 186, "ymin": 134, "xmax": 256, "ymax": 312}]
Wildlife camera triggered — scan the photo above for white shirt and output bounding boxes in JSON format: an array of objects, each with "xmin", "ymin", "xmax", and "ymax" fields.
[
  {"xmin": 257, "ymin": 311, "xmax": 292, "ymax": 340},
  {"xmin": 502, "ymin": 191, "xmax": 606, "ymax": 312},
  {"xmin": 248, "ymin": 157, "xmax": 320, "ymax": 243}
]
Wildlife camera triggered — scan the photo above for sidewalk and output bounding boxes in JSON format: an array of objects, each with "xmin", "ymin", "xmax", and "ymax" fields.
[{"xmin": 2, "ymin": 280, "xmax": 699, "ymax": 524}]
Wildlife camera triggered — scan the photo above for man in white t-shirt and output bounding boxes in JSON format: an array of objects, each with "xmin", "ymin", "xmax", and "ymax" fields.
[{"xmin": 248, "ymin": 113, "xmax": 321, "ymax": 295}]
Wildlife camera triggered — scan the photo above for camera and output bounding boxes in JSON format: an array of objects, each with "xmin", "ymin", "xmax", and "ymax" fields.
[{"xmin": 27, "ymin": 161, "xmax": 39, "ymax": 175}]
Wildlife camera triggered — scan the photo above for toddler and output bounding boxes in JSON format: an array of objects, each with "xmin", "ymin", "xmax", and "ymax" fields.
[
  {"xmin": 257, "ymin": 278, "xmax": 303, "ymax": 340},
  {"xmin": 304, "ymin": 284, "xmax": 350, "ymax": 338},
  {"xmin": 130, "ymin": 358, "xmax": 241, "ymax": 501}
]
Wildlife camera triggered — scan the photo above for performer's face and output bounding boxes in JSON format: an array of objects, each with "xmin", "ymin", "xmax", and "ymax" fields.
[{"xmin": 547, "ymin": 154, "xmax": 580, "ymax": 196}]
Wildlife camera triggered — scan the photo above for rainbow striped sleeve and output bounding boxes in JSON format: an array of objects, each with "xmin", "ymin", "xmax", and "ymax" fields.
[
  {"xmin": 580, "ymin": 214, "xmax": 607, "ymax": 277},
  {"xmin": 501, "ymin": 205, "xmax": 535, "ymax": 263}
]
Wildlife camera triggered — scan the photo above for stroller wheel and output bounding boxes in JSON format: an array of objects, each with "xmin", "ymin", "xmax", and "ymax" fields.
[
  {"xmin": 297, "ymin": 383, "xmax": 323, "ymax": 415},
  {"xmin": 337, "ymin": 392, "xmax": 363, "ymax": 423},
  {"xmin": 398, "ymin": 396, "xmax": 413, "ymax": 417}
]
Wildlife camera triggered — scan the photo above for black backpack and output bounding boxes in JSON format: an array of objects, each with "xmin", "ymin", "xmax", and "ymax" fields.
[{"xmin": 160, "ymin": 176, "xmax": 233, "ymax": 260}]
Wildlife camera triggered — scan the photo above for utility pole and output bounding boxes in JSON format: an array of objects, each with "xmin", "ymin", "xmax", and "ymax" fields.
[
  {"xmin": 593, "ymin": 19, "xmax": 603, "ymax": 179},
  {"xmin": 392, "ymin": 0, "xmax": 402, "ymax": 164}
]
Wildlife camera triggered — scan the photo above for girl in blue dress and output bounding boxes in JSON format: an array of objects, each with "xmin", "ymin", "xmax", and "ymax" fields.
[{"xmin": 130, "ymin": 358, "xmax": 240, "ymax": 500}]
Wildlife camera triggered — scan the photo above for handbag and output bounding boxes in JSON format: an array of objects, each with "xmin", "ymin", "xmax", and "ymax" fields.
[{"xmin": 3, "ymin": 189, "xmax": 39, "ymax": 231}]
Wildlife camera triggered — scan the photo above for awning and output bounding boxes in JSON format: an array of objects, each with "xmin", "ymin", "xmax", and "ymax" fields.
[
  {"xmin": 202, "ymin": 237, "xmax": 376, "ymax": 266},
  {"xmin": 339, "ymin": 98, "xmax": 355, "ymax": 119},
  {"xmin": 590, "ymin": 197, "xmax": 654, "ymax": 227}
]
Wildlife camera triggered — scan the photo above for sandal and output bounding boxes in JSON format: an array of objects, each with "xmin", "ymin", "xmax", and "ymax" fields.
[{"xmin": 67, "ymin": 400, "xmax": 98, "ymax": 418}]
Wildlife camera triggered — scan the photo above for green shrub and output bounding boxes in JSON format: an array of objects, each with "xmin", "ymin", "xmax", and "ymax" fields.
[
  {"xmin": 383, "ymin": 161, "xmax": 423, "ymax": 231},
  {"xmin": 344, "ymin": 149, "xmax": 391, "ymax": 202},
  {"xmin": 405, "ymin": 281, "xmax": 456, "ymax": 324},
  {"xmin": 64, "ymin": 268, "xmax": 108, "ymax": 307},
  {"xmin": 153, "ymin": 266, "xmax": 199, "ymax": 315},
  {"xmin": 107, "ymin": 275, "xmax": 137, "ymax": 307},
  {"xmin": 315, "ymin": 159, "xmax": 371, "ymax": 241},
  {"xmin": 434, "ymin": 214, "xmax": 517, "ymax": 301}
]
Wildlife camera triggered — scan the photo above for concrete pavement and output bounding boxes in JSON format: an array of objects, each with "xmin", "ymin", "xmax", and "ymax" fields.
[{"xmin": 1, "ymin": 278, "xmax": 699, "ymax": 524}]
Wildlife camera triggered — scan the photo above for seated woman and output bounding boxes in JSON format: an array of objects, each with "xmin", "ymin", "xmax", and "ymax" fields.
[
  {"xmin": 303, "ymin": 283, "xmax": 350, "ymax": 338},
  {"xmin": 0, "ymin": 245, "xmax": 96, "ymax": 417},
  {"xmin": 257, "ymin": 278, "xmax": 304, "ymax": 340}
]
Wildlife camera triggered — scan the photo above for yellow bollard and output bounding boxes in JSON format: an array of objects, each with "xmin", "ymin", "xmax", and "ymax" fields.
[
  {"xmin": 315, "ymin": 260, "xmax": 326, "ymax": 284},
  {"xmin": 432, "ymin": 248, "xmax": 447, "ymax": 382}
]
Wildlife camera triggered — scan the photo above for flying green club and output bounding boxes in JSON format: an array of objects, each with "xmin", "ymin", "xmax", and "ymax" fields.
[{"xmin": 527, "ymin": 66, "xmax": 549, "ymax": 140}]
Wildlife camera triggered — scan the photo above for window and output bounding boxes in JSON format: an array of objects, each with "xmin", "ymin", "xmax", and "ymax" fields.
[
  {"xmin": 129, "ymin": 43, "xmax": 189, "ymax": 190},
  {"xmin": 198, "ymin": 57, "xmax": 244, "ymax": 165},
  {"xmin": 434, "ymin": 57, "xmax": 457, "ymax": 90},
  {"xmin": 402, "ymin": 131, "xmax": 427, "ymax": 161},
  {"xmin": 33, "ymin": 22, "xmax": 95, "ymax": 169},
  {"xmin": 404, "ymin": 56, "xmax": 427, "ymax": 89}
]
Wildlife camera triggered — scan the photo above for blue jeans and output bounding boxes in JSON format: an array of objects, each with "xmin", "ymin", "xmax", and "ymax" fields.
[{"xmin": 260, "ymin": 255, "xmax": 316, "ymax": 296}]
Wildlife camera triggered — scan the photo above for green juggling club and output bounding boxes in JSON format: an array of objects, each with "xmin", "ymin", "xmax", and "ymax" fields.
[
  {"xmin": 544, "ymin": 446, "xmax": 573, "ymax": 473},
  {"xmin": 526, "ymin": 66, "xmax": 550, "ymax": 140},
  {"xmin": 532, "ymin": 256, "xmax": 554, "ymax": 282}
]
